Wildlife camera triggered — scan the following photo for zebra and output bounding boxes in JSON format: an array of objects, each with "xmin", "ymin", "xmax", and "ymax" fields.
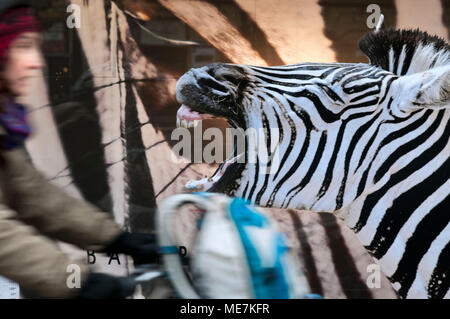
[{"xmin": 175, "ymin": 28, "xmax": 450, "ymax": 299}]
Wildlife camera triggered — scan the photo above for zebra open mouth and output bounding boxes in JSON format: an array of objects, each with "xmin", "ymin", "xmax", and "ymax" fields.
[
  {"xmin": 175, "ymin": 64, "xmax": 249, "ymax": 194},
  {"xmin": 176, "ymin": 104, "xmax": 245, "ymax": 193}
]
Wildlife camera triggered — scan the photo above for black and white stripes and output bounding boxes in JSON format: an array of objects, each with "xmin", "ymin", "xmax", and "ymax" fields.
[
  {"xmin": 235, "ymin": 62, "xmax": 396, "ymax": 212},
  {"xmin": 175, "ymin": 29, "xmax": 450, "ymax": 299}
]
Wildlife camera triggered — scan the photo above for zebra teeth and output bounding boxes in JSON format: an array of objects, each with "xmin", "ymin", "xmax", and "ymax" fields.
[
  {"xmin": 185, "ymin": 174, "xmax": 219, "ymax": 191},
  {"xmin": 185, "ymin": 179, "xmax": 206, "ymax": 190},
  {"xmin": 227, "ymin": 152, "xmax": 243, "ymax": 164},
  {"xmin": 187, "ymin": 120, "xmax": 196, "ymax": 128},
  {"xmin": 176, "ymin": 117, "xmax": 201, "ymax": 129}
]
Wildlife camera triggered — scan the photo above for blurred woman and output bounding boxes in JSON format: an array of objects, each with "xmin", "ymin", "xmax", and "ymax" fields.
[{"xmin": 0, "ymin": 1, "xmax": 157, "ymax": 298}]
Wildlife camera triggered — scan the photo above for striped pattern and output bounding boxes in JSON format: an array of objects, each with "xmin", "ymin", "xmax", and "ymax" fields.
[
  {"xmin": 234, "ymin": 62, "xmax": 396, "ymax": 211},
  {"xmin": 201, "ymin": 31, "xmax": 448, "ymax": 299},
  {"xmin": 21, "ymin": 0, "xmax": 450, "ymax": 299}
]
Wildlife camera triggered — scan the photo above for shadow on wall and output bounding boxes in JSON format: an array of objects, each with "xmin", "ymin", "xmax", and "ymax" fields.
[
  {"xmin": 320, "ymin": 0, "xmax": 397, "ymax": 63},
  {"xmin": 442, "ymin": 0, "xmax": 450, "ymax": 39},
  {"xmin": 321, "ymin": 0, "xmax": 450, "ymax": 63}
]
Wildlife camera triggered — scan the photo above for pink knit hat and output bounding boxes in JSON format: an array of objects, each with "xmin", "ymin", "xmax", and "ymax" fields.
[{"xmin": 0, "ymin": 6, "xmax": 40, "ymax": 64}]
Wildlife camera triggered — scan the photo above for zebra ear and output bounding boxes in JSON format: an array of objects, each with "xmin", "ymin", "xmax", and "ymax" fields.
[{"xmin": 396, "ymin": 64, "xmax": 450, "ymax": 112}]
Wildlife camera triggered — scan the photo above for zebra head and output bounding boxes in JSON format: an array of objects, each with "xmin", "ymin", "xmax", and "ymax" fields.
[
  {"xmin": 176, "ymin": 28, "xmax": 450, "ymax": 299},
  {"xmin": 175, "ymin": 63, "xmax": 253, "ymax": 193},
  {"xmin": 176, "ymin": 29, "xmax": 450, "ymax": 213}
]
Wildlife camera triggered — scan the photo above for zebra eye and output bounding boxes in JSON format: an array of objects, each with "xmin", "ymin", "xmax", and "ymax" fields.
[
  {"xmin": 222, "ymin": 74, "xmax": 236, "ymax": 82},
  {"xmin": 198, "ymin": 77, "xmax": 228, "ymax": 93},
  {"xmin": 226, "ymin": 76, "xmax": 250, "ymax": 92},
  {"xmin": 221, "ymin": 74, "xmax": 242, "ymax": 86}
]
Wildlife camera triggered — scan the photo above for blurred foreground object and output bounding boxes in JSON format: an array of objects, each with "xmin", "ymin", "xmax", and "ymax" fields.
[
  {"xmin": 77, "ymin": 273, "xmax": 136, "ymax": 299},
  {"xmin": 156, "ymin": 193, "xmax": 321, "ymax": 299}
]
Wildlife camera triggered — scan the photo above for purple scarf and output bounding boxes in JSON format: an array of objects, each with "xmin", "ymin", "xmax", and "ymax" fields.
[{"xmin": 0, "ymin": 96, "xmax": 31, "ymax": 150}]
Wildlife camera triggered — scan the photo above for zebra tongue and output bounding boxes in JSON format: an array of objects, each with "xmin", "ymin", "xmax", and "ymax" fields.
[{"xmin": 177, "ymin": 104, "xmax": 214, "ymax": 121}]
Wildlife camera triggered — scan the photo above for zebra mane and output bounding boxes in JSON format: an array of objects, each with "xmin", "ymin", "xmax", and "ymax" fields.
[{"xmin": 359, "ymin": 28, "xmax": 450, "ymax": 76}]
